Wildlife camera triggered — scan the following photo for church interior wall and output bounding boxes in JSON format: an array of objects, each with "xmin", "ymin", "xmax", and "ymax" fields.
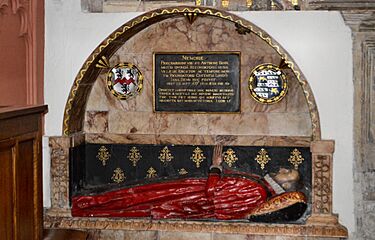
[{"xmin": 43, "ymin": 0, "xmax": 354, "ymax": 235}]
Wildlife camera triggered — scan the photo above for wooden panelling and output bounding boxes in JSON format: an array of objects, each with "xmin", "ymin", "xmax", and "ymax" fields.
[{"xmin": 0, "ymin": 105, "xmax": 47, "ymax": 240}]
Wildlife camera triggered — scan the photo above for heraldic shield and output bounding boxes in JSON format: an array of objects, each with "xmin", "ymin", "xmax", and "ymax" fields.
[
  {"xmin": 248, "ymin": 64, "xmax": 288, "ymax": 104},
  {"xmin": 107, "ymin": 63, "xmax": 144, "ymax": 100}
]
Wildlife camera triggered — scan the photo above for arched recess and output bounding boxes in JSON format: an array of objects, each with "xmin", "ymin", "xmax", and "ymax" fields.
[{"xmin": 62, "ymin": 6, "xmax": 321, "ymax": 140}]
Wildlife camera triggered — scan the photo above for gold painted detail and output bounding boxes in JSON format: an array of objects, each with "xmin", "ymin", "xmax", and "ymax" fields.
[
  {"xmin": 95, "ymin": 56, "xmax": 110, "ymax": 69},
  {"xmin": 96, "ymin": 146, "xmax": 110, "ymax": 166},
  {"xmin": 255, "ymin": 148, "xmax": 271, "ymax": 170},
  {"xmin": 190, "ymin": 147, "xmax": 206, "ymax": 168},
  {"xmin": 128, "ymin": 146, "xmax": 142, "ymax": 167},
  {"xmin": 146, "ymin": 167, "xmax": 158, "ymax": 179},
  {"xmin": 288, "ymin": 148, "xmax": 304, "ymax": 169},
  {"xmin": 223, "ymin": 148, "xmax": 238, "ymax": 167},
  {"xmin": 246, "ymin": 0, "xmax": 253, "ymax": 8},
  {"xmin": 222, "ymin": 0, "xmax": 229, "ymax": 8},
  {"xmin": 179, "ymin": 168, "xmax": 188, "ymax": 175},
  {"xmin": 195, "ymin": 0, "xmax": 201, "ymax": 6},
  {"xmin": 111, "ymin": 168, "xmax": 125, "ymax": 183},
  {"xmin": 159, "ymin": 146, "xmax": 174, "ymax": 164},
  {"xmin": 184, "ymin": 12, "xmax": 198, "ymax": 24}
]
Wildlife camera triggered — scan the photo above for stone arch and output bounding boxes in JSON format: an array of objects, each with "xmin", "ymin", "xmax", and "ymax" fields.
[{"xmin": 62, "ymin": 6, "xmax": 321, "ymax": 140}]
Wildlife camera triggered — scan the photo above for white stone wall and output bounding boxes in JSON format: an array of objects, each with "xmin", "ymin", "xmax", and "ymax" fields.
[{"xmin": 44, "ymin": 0, "xmax": 354, "ymax": 235}]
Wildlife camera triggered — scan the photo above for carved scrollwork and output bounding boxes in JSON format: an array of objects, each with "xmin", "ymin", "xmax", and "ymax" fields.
[{"xmin": 313, "ymin": 155, "xmax": 331, "ymax": 214}]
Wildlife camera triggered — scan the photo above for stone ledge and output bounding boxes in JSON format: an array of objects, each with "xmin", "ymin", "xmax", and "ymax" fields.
[{"xmin": 44, "ymin": 215, "xmax": 348, "ymax": 238}]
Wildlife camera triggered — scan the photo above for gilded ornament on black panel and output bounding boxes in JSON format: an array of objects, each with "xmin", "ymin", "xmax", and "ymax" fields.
[
  {"xmin": 255, "ymin": 148, "xmax": 271, "ymax": 170},
  {"xmin": 96, "ymin": 145, "xmax": 110, "ymax": 166},
  {"xmin": 190, "ymin": 147, "xmax": 206, "ymax": 168},
  {"xmin": 248, "ymin": 64, "xmax": 288, "ymax": 104},
  {"xmin": 223, "ymin": 148, "xmax": 238, "ymax": 167},
  {"xmin": 127, "ymin": 146, "xmax": 142, "ymax": 167},
  {"xmin": 111, "ymin": 168, "xmax": 125, "ymax": 183},
  {"xmin": 146, "ymin": 167, "xmax": 158, "ymax": 179},
  {"xmin": 178, "ymin": 168, "xmax": 188, "ymax": 175},
  {"xmin": 159, "ymin": 146, "xmax": 174, "ymax": 164},
  {"xmin": 288, "ymin": 148, "xmax": 304, "ymax": 169}
]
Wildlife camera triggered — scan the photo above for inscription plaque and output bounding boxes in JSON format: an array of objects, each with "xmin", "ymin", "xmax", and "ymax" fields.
[{"xmin": 154, "ymin": 52, "xmax": 240, "ymax": 112}]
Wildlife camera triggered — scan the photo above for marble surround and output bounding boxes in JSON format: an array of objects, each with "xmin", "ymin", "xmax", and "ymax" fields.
[{"xmin": 84, "ymin": 17, "xmax": 312, "ymax": 137}]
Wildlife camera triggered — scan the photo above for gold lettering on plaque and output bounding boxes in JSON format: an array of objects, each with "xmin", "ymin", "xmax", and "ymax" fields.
[
  {"xmin": 127, "ymin": 146, "xmax": 142, "ymax": 167},
  {"xmin": 96, "ymin": 146, "xmax": 111, "ymax": 166},
  {"xmin": 190, "ymin": 147, "xmax": 206, "ymax": 168},
  {"xmin": 159, "ymin": 146, "xmax": 174, "ymax": 163},
  {"xmin": 288, "ymin": 148, "xmax": 304, "ymax": 169},
  {"xmin": 255, "ymin": 148, "xmax": 271, "ymax": 170}
]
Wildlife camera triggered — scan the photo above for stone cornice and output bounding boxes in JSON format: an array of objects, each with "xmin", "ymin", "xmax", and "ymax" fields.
[
  {"xmin": 341, "ymin": 11, "xmax": 375, "ymax": 32},
  {"xmin": 305, "ymin": 0, "xmax": 375, "ymax": 10}
]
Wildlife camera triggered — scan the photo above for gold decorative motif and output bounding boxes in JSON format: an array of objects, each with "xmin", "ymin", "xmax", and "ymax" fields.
[
  {"xmin": 246, "ymin": 0, "xmax": 253, "ymax": 8},
  {"xmin": 184, "ymin": 12, "xmax": 198, "ymax": 24},
  {"xmin": 146, "ymin": 167, "xmax": 158, "ymax": 179},
  {"xmin": 95, "ymin": 55, "xmax": 110, "ymax": 69},
  {"xmin": 178, "ymin": 168, "xmax": 188, "ymax": 175},
  {"xmin": 255, "ymin": 148, "xmax": 271, "ymax": 170},
  {"xmin": 195, "ymin": 0, "xmax": 201, "ymax": 6},
  {"xmin": 111, "ymin": 168, "xmax": 125, "ymax": 183},
  {"xmin": 223, "ymin": 148, "xmax": 238, "ymax": 167},
  {"xmin": 288, "ymin": 148, "xmax": 304, "ymax": 169},
  {"xmin": 221, "ymin": 0, "xmax": 229, "ymax": 8},
  {"xmin": 159, "ymin": 146, "xmax": 174, "ymax": 164},
  {"xmin": 96, "ymin": 146, "xmax": 110, "ymax": 166},
  {"xmin": 190, "ymin": 147, "xmax": 206, "ymax": 168},
  {"xmin": 127, "ymin": 146, "xmax": 142, "ymax": 167}
]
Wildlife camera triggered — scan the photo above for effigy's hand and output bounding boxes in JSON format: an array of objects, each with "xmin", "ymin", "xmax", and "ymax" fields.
[{"xmin": 212, "ymin": 145, "xmax": 223, "ymax": 167}]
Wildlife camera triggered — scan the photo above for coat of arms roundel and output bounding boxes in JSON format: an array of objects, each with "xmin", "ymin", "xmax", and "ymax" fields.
[
  {"xmin": 107, "ymin": 63, "xmax": 144, "ymax": 100},
  {"xmin": 248, "ymin": 64, "xmax": 288, "ymax": 104}
]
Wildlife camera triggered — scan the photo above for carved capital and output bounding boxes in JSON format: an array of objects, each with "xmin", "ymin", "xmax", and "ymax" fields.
[{"xmin": 342, "ymin": 11, "xmax": 375, "ymax": 33}]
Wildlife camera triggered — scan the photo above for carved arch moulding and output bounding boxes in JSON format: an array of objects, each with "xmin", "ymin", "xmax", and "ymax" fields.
[{"xmin": 62, "ymin": 6, "xmax": 321, "ymax": 139}]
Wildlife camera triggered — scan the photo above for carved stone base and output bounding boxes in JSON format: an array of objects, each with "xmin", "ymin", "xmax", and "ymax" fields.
[{"xmin": 44, "ymin": 214, "xmax": 348, "ymax": 238}]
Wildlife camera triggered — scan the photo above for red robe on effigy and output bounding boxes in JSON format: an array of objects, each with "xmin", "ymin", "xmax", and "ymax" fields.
[{"xmin": 72, "ymin": 171, "xmax": 274, "ymax": 220}]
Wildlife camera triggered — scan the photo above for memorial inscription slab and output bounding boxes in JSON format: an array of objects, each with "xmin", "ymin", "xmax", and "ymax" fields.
[{"xmin": 154, "ymin": 52, "xmax": 240, "ymax": 112}]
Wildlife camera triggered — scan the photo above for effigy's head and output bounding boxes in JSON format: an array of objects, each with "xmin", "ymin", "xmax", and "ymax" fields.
[{"xmin": 272, "ymin": 168, "xmax": 300, "ymax": 191}]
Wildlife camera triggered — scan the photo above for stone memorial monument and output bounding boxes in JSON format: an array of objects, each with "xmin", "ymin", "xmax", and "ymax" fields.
[{"xmin": 45, "ymin": 6, "xmax": 348, "ymax": 239}]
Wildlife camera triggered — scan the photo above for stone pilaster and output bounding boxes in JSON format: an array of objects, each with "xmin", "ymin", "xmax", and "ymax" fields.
[
  {"xmin": 307, "ymin": 140, "xmax": 342, "ymax": 226},
  {"xmin": 47, "ymin": 136, "xmax": 72, "ymax": 217},
  {"xmin": 342, "ymin": 10, "xmax": 375, "ymax": 239}
]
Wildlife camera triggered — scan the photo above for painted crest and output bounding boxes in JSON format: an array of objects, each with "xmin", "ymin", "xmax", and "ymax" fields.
[
  {"xmin": 248, "ymin": 64, "xmax": 287, "ymax": 104},
  {"xmin": 107, "ymin": 63, "xmax": 143, "ymax": 100}
]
